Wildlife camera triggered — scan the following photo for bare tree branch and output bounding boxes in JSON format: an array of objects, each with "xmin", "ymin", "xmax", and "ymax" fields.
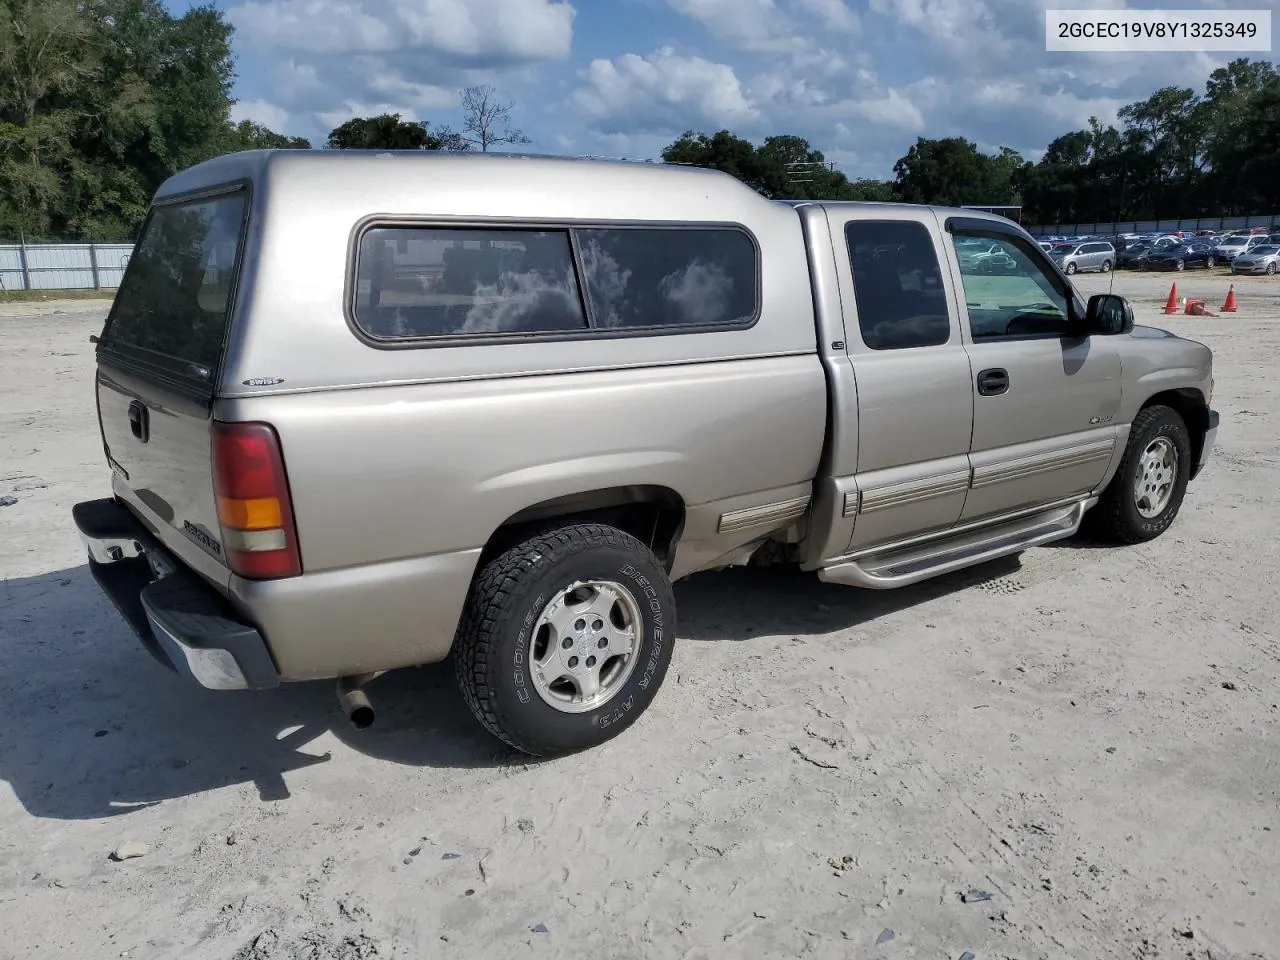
[{"xmin": 460, "ymin": 85, "xmax": 531, "ymax": 153}]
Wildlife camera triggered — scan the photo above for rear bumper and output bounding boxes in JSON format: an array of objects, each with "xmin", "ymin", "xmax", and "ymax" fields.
[
  {"xmin": 72, "ymin": 498, "xmax": 280, "ymax": 690},
  {"xmin": 1193, "ymin": 410, "xmax": 1220, "ymax": 480}
]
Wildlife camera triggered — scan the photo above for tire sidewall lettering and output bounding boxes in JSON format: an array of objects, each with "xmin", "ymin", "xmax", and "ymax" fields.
[
  {"xmin": 506, "ymin": 553, "xmax": 673, "ymax": 730},
  {"xmin": 618, "ymin": 561, "xmax": 665, "ymax": 693},
  {"xmin": 512, "ymin": 591, "xmax": 546, "ymax": 704},
  {"xmin": 1129, "ymin": 418, "xmax": 1190, "ymax": 535}
]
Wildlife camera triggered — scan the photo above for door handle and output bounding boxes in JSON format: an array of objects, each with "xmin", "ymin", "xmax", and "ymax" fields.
[
  {"xmin": 127, "ymin": 400, "xmax": 150, "ymax": 442},
  {"xmin": 977, "ymin": 368, "xmax": 1010, "ymax": 397}
]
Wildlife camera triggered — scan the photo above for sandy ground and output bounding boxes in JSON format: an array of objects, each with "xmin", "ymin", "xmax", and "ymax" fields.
[{"xmin": 1, "ymin": 271, "xmax": 1278, "ymax": 960}]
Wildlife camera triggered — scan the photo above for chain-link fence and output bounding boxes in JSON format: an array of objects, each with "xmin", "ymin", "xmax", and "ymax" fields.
[{"xmin": 0, "ymin": 243, "xmax": 134, "ymax": 292}]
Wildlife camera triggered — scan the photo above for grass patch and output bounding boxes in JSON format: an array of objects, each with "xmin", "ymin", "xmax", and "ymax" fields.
[{"xmin": 0, "ymin": 288, "xmax": 116, "ymax": 303}]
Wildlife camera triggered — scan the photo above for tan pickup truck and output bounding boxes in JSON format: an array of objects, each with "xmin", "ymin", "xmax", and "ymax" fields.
[{"xmin": 73, "ymin": 150, "xmax": 1219, "ymax": 756}]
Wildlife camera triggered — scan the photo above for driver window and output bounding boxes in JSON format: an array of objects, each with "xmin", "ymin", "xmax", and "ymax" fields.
[{"xmin": 950, "ymin": 231, "xmax": 1072, "ymax": 340}]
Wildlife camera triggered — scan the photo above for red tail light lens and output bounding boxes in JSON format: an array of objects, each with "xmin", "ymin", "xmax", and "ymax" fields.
[{"xmin": 212, "ymin": 421, "xmax": 302, "ymax": 579}]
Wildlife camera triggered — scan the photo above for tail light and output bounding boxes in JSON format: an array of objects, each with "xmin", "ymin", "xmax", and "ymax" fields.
[{"xmin": 212, "ymin": 421, "xmax": 302, "ymax": 579}]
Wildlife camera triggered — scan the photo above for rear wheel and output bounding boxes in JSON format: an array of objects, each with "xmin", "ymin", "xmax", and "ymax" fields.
[
  {"xmin": 1174, "ymin": 259, "xmax": 1186, "ymax": 272},
  {"xmin": 1206, "ymin": 256, "xmax": 1216, "ymax": 269},
  {"xmin": 1101, "ymin": 259, "xmax": 1112, "ymax": 273},
  {"xmin": 1090, "ymin": 405, "xmax": 1192, "ymax": 545},
  {"xmin": 454, "ymin": 523, "xmax": 676, "ymax": 757}
]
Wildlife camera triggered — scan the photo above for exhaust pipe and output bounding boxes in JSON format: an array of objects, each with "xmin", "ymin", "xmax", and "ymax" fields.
[{"xmin": 336, "ymin": 671, "xmax": 383, "ymax": 729}]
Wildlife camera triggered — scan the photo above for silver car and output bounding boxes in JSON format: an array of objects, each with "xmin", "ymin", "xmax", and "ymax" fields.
[
  {"xmin": 1231, "ymin": 244, "xmax": 1280, "ymax": 275},
  {"xmin": 1049, "ymin": 240, "xmax": 1116, "ymax": 274},
  {"xmin": 1213, "ymin": 234, "xmax": 1266, "ymax": 262}
]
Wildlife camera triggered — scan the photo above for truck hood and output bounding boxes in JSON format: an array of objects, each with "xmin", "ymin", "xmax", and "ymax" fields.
[{"xmin": 1130, "ymin": 324, "xmax": 1179, "ymax": 339}]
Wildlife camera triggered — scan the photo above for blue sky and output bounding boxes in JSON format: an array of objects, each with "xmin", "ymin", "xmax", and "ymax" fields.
[{"xmin": 177, "ymin": 0, "xmax": 1276, "ymax": 178}]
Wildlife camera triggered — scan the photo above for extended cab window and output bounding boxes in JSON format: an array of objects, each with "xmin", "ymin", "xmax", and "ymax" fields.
[
  {"xmin": 100, "ymin": 191, "xmax": 247, "ymax": 384},
  {"xmin": 845, "ymin": 220, "xmax": 951, "ymax": 350},
  {"xmin": 949, "ymin": 230, "xmax": 1072, "ymax": 340},
  {"xmin": 575, "ymin": 228, "xmax": 757, "ymax": 328},
  {"xmin": 353, "ymin": 228, "xmax": 588, "ymax": 338}
]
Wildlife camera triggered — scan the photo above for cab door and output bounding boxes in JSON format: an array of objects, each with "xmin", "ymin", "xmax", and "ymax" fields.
[
  {"xmin": 827, "ymin": 208, "xmax": 975, "ymax": 552},
  {"xmin": 940, "ymin": 216, "xmax": 1123, "ymax": 523}
]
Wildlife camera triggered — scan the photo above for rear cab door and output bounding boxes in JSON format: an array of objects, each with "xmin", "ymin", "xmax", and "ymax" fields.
[
  {"xmin": 823, "ymin": 206, "xmax": 974, "ymax": 554},
  {"xmin": 939, "ymin": 216, "xmax": 1123, "ymax": 523},
  {"xmin": 94, "ymin": 185, "xmax": 251, "ymax": 588}
]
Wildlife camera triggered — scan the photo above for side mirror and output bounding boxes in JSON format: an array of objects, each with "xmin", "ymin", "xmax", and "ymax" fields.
[{"xmin": 1085, "ymin": 293, "xmax": 1134, "ymax": 335}]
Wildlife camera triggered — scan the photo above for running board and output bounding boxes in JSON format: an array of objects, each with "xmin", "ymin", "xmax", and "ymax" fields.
[{"xmin": 818, "ymin": 498, "xmax": 1095, "ymax": 590}]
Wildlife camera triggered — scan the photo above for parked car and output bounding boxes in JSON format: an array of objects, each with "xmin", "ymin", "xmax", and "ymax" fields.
[
  {"xmin": 72, "ymin": 150, "xmax": 1220, "ymax": 756},
  {"xmin": 1213, "ymin": 234, "xmax": 1266, "ymax": 262},
  {"xmin": 1119, "ymin": 238, "xmax": 1182, "ymax": 269},
  {"xmin": 1230, "ymin": 244, "xmax": 1280, "ymax": 275},
  {"xmin": 1143, "ymin": 242, "xmax": 1218, "ymax": 271},
  {"xmin": 1118, "ymin": 241, "xmax": 1159, "ymax": 269},
  {"xmin": 955, "ymin": 238, "xmax": 1018, "ymax": 273},
  {"xmin": 1047, "ymin": 239, "xmax": 1116, "ymax": 274}
]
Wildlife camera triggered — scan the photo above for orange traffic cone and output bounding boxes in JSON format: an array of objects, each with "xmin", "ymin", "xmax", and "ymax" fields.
[
  {"xmin": 1162, "ymin": 283, "xmax": 1179, "ymax": 314},
  {"xmin": 1221, "ymin": 285, "xmax": 1237, "ymax": 313},
  {"xmin": 1185, "ymin": 299, "xmax": 1215, "ymax": 317}
]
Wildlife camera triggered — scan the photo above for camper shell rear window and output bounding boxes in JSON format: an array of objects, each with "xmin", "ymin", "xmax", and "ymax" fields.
[{"xmin": 99, "ymin": 188, "xmax": 249, "ymax": 393}]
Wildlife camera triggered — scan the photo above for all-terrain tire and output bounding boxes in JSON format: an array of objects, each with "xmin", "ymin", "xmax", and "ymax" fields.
[
  {"xmin": 1089, "ymin": 404, "xmax": 1192, "ymax": 545},
  {"xmin": 453, "ymin": 523, "xmax": 677, "ymax": 757}
]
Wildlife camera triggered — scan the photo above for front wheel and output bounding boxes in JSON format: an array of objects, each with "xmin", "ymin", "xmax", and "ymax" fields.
[
  {"xmin": 454, "ymin": 523, "xmax": 677, "ymax": 756},
  {"xmin": 1090, "ymin": 405, "xmax": 1192, "ymax": 545},
  {"xmin": 1268, "ymin": 262, "xmax": 1277, "ymax": 275},
  {"xmin": 1175, "ymin": 259, "xmax": 1186, "ymax": 272},
  {"xmin": 1206, "ymin": 256, "xmax": 1216, "ymax": 269},
  {"xmin": 1066, "ymin": 262, "xmax": 1078, "ymax": 275}
]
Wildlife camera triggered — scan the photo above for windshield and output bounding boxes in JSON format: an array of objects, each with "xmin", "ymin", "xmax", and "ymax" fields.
[
  {"xmin": 1249, "ymin": 245, "xmax": 1279, "ymax": 255},
  {"xmin": 101, "ymin": 190, "xmax": 248, "ymax": 386}
]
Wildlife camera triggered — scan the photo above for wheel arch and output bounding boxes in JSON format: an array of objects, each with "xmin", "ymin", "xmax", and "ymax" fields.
[
  {"xmin": 1140, "ymin": 388, "xmax": 1210, "ymax": 476},
  {"xmin": 478, "ymin": 485, "xmax": 687, "ymax": 572}
]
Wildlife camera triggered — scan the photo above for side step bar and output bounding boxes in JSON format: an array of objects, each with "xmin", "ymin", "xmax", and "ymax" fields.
[{"xmin": 818, "ymin": 498, "xmax": 1095, "ymax": 590}]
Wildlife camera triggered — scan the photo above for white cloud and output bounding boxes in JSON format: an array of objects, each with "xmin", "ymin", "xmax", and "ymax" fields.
[
  {"xmin": 665, "ymin": 0, "xmax": 804, "ymax": 52},
  {"xmin": 835, "ymin": 89, "xmax": 926, "ymax": 132},
  {"xmin": 573, "ymin": 47, "xmax": 758, "ymax": 131},
  {"xmin": 316, "ymin": 99, "xmax": 422, "ymax": 130},
  {"xmin": 227, "ymin": 0, "xmax": 575, "ymax": 61},
  {"xmin": 360, "ymin": 61, "xmax": 460, "ymax": 111},
  {"xmin": 230, "ymin": 98, "xmax": 290, "ymax": 129},
  {"xmin": 793, "ymin": 0, "xmax": 860, "ymax": 34},
  {"xmin": 220, "ymin": 0, "xmax": 1254, "ymax": 181},
  {"xmin": 273, "ymin": 59, "xmax": 324, "ymax": 100}
]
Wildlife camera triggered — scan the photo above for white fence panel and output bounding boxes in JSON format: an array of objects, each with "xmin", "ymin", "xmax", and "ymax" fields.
[
  {"xmin": 0, "ymin": 242, "xmax": 135, "ymax": 291},
  {"xmin": 1029, "ymin": 214, "xmax": 1280, "ymax": 237}
]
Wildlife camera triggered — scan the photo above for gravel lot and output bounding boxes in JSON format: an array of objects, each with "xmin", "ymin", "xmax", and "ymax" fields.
[{"xmin": 2, "ymin": 271, "xmax": 1278, "ymax": 960}]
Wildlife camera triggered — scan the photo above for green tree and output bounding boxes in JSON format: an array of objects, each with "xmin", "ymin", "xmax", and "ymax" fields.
[
  {"xmin": 0, "ymin": 0, "xmax": 304, "ymax": 242},
  {"xmin": 661, "ymin": 130, "xmax": 886, "ymax": 201},
  {"xmin": 662, "ymin": 129, "xmax": 766, "ymax": 191},
  {"xmin": 224, "ymin": 119, "xmax": 311, "ymax": 151},
  {"xmin": 892, "ymin": 137, "xmax": 1021, "ymax": 206},
  {"xmin": 326, "ymin": 113, "xmax": 469, "ymax": 151}
]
